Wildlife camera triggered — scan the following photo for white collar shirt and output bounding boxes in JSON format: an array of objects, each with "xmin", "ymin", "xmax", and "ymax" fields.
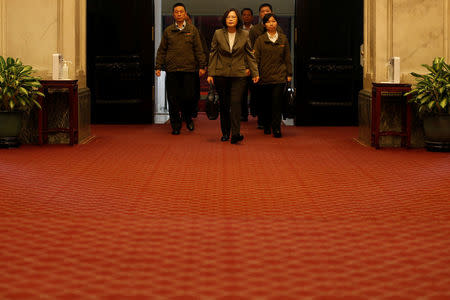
[
  {"xmin": 267, "ymin": 31, "xmax": 278, "ymax": 43},
  {"xmin": 176, "ymin": 20, "xmax": 186, "ymax": 31}
]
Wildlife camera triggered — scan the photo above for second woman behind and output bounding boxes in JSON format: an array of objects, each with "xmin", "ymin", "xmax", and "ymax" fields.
[
  {"xmin": 207, "ymin": 8, "xmax": 259, "ymax": 144},
  {"xmin": 254, "ymin": 13, "xmax": 292, "ymax": 138}
]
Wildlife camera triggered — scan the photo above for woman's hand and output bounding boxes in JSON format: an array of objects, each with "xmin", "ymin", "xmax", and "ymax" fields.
[
  {"xmin": 199, "ymin": 69, "xmax": 206, "ymax": 77},
  {"xmin": 155, "ymin": 70, "xmax": 161, "ymax": 77},
  {"xmin": 287, "ymin": 76, "xmax": 292, "ymax": 82},
  {"xmin": 245, "ymin": 69, "xmax": 250, "ymax": 76},
  {"xmin": 252, "ymin": 76, "xmax": 259, "ymax": 84},
  {"xmin": 207, "ymin": 76, "xmax": 214, "ymax": 85}
]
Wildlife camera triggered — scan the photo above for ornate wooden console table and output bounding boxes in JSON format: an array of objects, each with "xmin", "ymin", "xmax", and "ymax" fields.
[
  {"xmin": 371, "ymin": 83, "xmax": 412, "ymax": 149},
  {"xmin": 38, "ymin": 80, "xmax": 79, "ymax": 145}
]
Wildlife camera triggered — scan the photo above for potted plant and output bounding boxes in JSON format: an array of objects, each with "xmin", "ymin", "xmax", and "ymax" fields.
[
  {"xmin": 0, "ymin": 56, "xmax": 43, "ymax": 148},
  {"xmin": 405, "ymin": 57, "xmax": 450, "ymax": 151}
]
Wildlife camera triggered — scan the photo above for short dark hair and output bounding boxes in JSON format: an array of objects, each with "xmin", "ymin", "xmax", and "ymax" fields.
[
  {"xmin": 221, "ymin": 8, "xmax": 243, "ymax": 29},
  {"xmin": 259, "ymin": 3, "xmax": 273, "ymax": 12},
  {"xmin": 173, "ymin": 3, "xmax": 186, "ymax": 11},
  {"xmin": 262, "ymin": 13, "xmax": 279, "ymax": 25},
  {"xmin": 241, "ymin": 8, "xmax": 253, "ymax": 15}
]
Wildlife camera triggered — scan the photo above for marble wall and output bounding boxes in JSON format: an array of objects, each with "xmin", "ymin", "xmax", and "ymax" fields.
[
  {"xmin": 393, "ymin": 0, "xmax": 447, "ymax": 80},
  {"xmin": 363, "ymin": 0, "xmax": 449, "ymax": 88},
  {"xmin": 1, "ymin": 0, "xmax": 90, "ymax": 144},
  {"xmin": 0, "ymin": 0, "xmax": 87, "ymax": 88}
]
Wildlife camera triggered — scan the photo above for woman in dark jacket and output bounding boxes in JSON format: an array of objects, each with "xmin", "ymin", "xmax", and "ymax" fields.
[
  {"xmin": 207, "ymin": 8, "xmax": 259, "ymax": 144},
  {"xmin": 254, "ymin": 13, "xmax": 292, "ymax": 138}
]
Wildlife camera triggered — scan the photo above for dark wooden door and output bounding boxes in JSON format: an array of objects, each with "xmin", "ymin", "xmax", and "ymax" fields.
[
  {"xmin": 295, "ymin": 0, "xmax": 363, "ymax": 125},
  {"xmin": 87, "ymin": 0, "xmax": 154, "ymax": 123}
]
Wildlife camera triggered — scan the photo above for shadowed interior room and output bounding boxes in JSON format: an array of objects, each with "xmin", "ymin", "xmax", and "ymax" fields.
[{"xmin": 1, "ymin": 0, "xmax": 450, "ymax": 298}]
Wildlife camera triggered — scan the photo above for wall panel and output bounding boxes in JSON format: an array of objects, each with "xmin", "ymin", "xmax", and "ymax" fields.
[
  {"xmin": 5, "ymin": 0, "xmax": 57, "ymax": 76},
  {"xmin": 445, "ymin": 0, "xmax": 449, "ymax": 59},
  {"xmin": 2, "ymin": 0, "xmax": 86, "ymax": 88},
  {"xmin": 393, "ymin": 0, "xmax": 445, "ymax": 81},
  {"xmin": 0, "ymin": 0, "xmax": 5, "ymax": 56},
  {"xmin": 363, "ymin": 0, "xmax": 450, "ymax": 89}
]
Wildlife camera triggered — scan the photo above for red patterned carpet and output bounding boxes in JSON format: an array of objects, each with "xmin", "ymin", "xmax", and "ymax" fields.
[{"xmin": 1, "ymin": 115, "xmax": 450, "ymax": 299}]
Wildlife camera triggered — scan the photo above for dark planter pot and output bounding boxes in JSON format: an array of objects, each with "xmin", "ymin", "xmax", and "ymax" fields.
[
  {"xmin": 0, "ymin": 111, "xmax": 23, "ymax": 148},
  {"xmin": 423, "ymin": 114, "xmax": 450, "ymax": 152}
]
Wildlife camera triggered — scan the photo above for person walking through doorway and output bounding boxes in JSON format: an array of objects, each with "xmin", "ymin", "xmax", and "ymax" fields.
[
  {"xmin": 155, "ymin": 3, "xmax": 206, "ymax": 135},
  {"xmin": 249, "ymin": 3, "xmax": 284, "ymax": 130},
  {"xmin": 207, "ymin": 8, "xmax": 259, "ymax": 144},
  {"xmin": 254, "ymin": 13, "xmax": 292, "ymax": 138}
]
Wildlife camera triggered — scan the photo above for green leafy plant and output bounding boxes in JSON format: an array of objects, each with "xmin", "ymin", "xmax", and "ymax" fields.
[
  {"xmin": 405, "ymin": 57, "xmax": 450, "ymax": 115},
  {"xmin": 0, "ymin": 56, "xmax": 43, "ymax": 112}
]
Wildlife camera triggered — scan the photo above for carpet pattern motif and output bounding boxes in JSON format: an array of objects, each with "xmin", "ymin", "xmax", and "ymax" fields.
[{"xmin": 1, "ymin": 115, "xmax": 450, "ymax": 299}]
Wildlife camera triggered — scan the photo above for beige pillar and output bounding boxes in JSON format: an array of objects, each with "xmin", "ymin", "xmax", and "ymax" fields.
[
  {"xmin": 0, "ymin": 0, "xmax": 86, "ymax": 88},
  {"xmin": 0, "ymin": 0, "xmax": 5, "ymax": 57},
  {"xmin": 363, "ymin": 0, "xmax": 450, "ymax": 89}
]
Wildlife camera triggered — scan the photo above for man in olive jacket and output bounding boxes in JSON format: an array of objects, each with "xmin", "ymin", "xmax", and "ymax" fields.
[
  {"xmin": 249, "ymin": 3, "xmax": 284, "ymax": 47},
  {"xmin": 155, "ymin": 3, "xmax": 206, "ymax": 135}
]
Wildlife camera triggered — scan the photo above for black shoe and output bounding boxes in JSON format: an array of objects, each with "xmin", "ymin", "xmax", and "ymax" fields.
[
  {"xmin": 221, "ymin": 134, "xmax": 230, "ymax": 142},
  {"xmin": 187, "ymin": 121, "xmax": 195, "ymax": 131},
  {"xmin": 192, "ymin": 111, "xmax": 198, "ymax": 118},
  {"xmin": 273, "ymin": 130, "xmax": 282, "ymax": 138},
  {"xmin": 264, "ymin": 128, "xmax": 271, "ymax": 135},
  {"xmin": 257, "ymin": 125, "xmax": 264, "ymax": 130},
  {"xmin": 230, "ymin": 134, "xmax": 244, "ymax": 144},
  {"xmin": 241, "ymin": 116, "xmax": 248, "ymax": 122},
  {"xmin": 172, "ymin": 129, "xmax": 180, "ymax": 135}
]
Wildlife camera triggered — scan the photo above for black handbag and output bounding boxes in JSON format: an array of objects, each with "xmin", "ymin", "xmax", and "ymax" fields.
[
  {"xmin": 282, "ymin": 83, "xmax": 296, "ymax": 120},
  {"xmin": 206, "ymin": 83, "xmax": 220, "ymax": 120}
]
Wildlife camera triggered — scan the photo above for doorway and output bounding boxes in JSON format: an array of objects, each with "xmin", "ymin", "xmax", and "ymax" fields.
[
  {"xmin": 87, "ymin": 0, "xmax": 154, "ymax": 124},
  {"xmin": 295, "ymin": 0, "xmax": 363, "ymax": 125},
  {"xmin": 86, "ymin": 0, "xmax": 363, "ymax": 126},
  {"xmin": 156, "ymin": 1, "xmax": 295, "ymax": 122}
]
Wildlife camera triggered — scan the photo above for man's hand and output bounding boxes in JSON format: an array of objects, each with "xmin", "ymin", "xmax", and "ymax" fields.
[
  {"xmin": 155, "ymin": 70, "xmax": 161, "ymax": 77},
  {"xmin": 199, "ymin": 69, "xmax": 206, "ymax": 77},
  {"xmin": 207, "ymin": 76, "xmax": 214, "ymax": 85},
  {"xmin": 252, "ymin": 76, "xmax": 259, "ymax": 84},
  {"xmin": 287, "ymin": 76, "xmax": 292, "ymax": 82},
  {"xmin": 245, "ymin": 69, "xmax": 250, "ymax": 76}
]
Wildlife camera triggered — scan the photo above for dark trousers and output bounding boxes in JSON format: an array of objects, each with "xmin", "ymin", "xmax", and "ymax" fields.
[
  {"xmin": 240, "ymin": 78, "xmax": 250, "ymax": 119},
  {"xmin": 260, "ymin": 83, "xmax": 285, "ymax": 131},
  {"xmin": 166, "ymin": 72, "xmax": 195, "ymax": 130},
  {"xmin": 214, "ymin": 76, "xmax": 247, "ymax": 137}
]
